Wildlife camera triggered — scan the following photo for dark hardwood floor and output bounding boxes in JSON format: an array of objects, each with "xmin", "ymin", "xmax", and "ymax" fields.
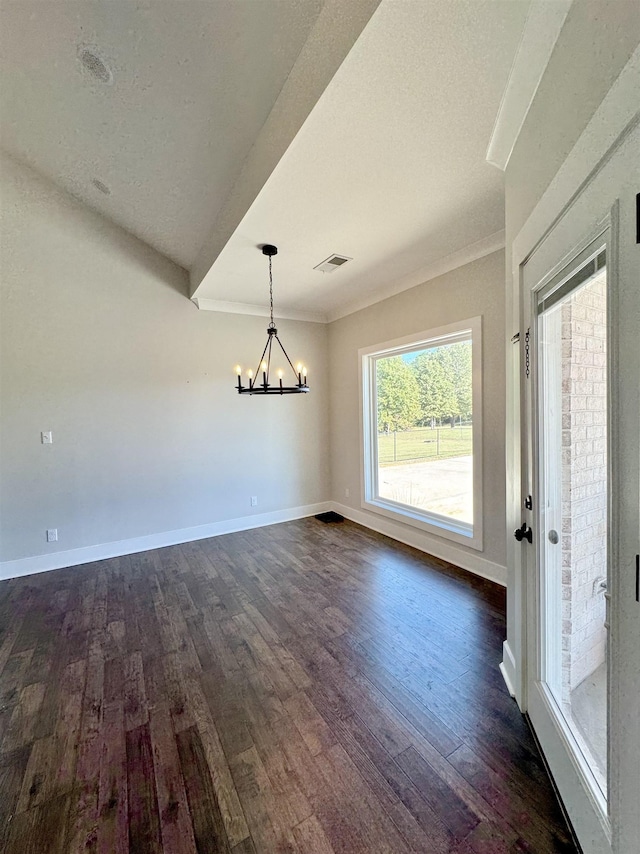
[{"xmin": 0, "ymin": 518, "xmax": 577, "ymax": 853}]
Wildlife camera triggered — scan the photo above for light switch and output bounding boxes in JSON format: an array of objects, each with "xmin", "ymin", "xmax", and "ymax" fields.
[{"xmin": 41, "ymin": 431, "xmax": 53, "ymax": 444}]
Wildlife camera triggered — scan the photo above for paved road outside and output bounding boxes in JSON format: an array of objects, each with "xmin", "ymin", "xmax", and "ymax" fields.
[{"xmin": 378, "ymin": 455, "xmax": 472, "ymax": 523}]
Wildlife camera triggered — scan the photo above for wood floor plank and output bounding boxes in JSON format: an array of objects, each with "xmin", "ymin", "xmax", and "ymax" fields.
[
  {"xmin": 0, "ymin": 649, "xmax": 34, "ymax": 710},
  {"xmin": 0, "ymin": 518, "xmax": 578, "ymax": 853},
  {"xmin": 292, "ymin": 814, "xmax": 336, "ymax": 854},
  {"xmin": 230, "ymin": 837, "xmax": 258, "ymax": 854},
  {"xmin": 126, "ymin": 722, "xmax": 163, "ymax": 854},
  {"xmin": 313, "ymin": 742, "xmax": 412, "ymax": 854},
  {"xmin": 0, "ymin": 614, "xmax": 26, "ymax": 680},
  {"xmin": 3, "ymin": 792, "xmax": 71, "ymax": 854},
  {"xmin": 123, "ymin": 651, "xmax": 149, "ymax": 732},
  {"xmin": 149, "ymin": 704, "xmax": 198, "ymax": 854},
  {"xmin": 1, "ymin": 681, "xmax": 46, "ymax": 752},
  {"xmin": 230, "ymin": 745, "xmax": 291, "ymax": 853},
  {"xmin": 0, "ymin": 745, "xmax": 32, "ymax": 850},
  {"xmin": 181, "ymin": 672, "xmax": 251, "ymax": 847},
  {"xmin": 97, "ymin": 702, "xmax": 128, "ymax": 854},
  {"xmin": 283, "ymin": 690, "xmax": 336, "ymax": 757},
  {"xmin": 269, "ymin": 713, "xmax": 369, "ymax": 854},
  {"xmin": 176, "ymin": 725, "xmax": 232, "ymax": 854},
  {"xmin": 396, "ymin": 745, "xmax": 482, "ymax": 842},
  {"xmin": 447, "ymin": 742, "xmax": 576, "ymax": 851}
]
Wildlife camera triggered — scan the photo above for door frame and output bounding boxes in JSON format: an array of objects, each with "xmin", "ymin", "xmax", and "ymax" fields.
[{"xmin": 503, "ymin": 49, "xmax": 639, "ymax": 853}]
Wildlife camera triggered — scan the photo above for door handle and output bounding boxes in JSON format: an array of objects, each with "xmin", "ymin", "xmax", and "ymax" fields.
[{"xmin": 514, "ymin": 523, "xmax": 533, "ymax": 543}]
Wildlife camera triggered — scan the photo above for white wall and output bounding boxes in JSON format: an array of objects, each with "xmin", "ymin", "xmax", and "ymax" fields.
[
  {"xmin": 0, "ymin": 155, "xmax": 330, "ymax": 568},
  {"xmin": 327, "ymin": 250, "xmax": 506, "ymax": 583},
  {"xmin": 506, "ymin": 0, "xmax": 640, "ymax": 240}
]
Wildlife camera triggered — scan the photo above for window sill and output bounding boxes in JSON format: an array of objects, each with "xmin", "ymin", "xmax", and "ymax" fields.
[{"xmin": 362, "ymin": 496, "xmax": 483, "ymax": 551}]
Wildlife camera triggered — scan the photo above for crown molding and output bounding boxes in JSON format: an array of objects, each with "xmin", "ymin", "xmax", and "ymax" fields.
[
  {"xmin": 486, "ymin": 0, "xmax": 572, "ymax": 171},
  {"xmin": 191, "ymin": 297, "xmax": 327, "ymax": 324},
  {"xmin": 326, "ymin": 229, "xmax": 505, "ymax": 323}
]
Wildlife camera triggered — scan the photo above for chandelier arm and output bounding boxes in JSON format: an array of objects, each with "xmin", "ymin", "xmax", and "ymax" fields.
[
  {"xmin": 266, "ymin": 335, "xmax": 274, "ymax": 386},
  {"xmin": 254, "ymin": 336, "xmax": 271, "ymax": 384},
  {"xmin": 274, "ymin": 335, "xmax": 302, "ymax": 382}
]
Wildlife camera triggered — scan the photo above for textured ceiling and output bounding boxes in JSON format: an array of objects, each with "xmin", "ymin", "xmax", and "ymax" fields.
[
  {"xmin": 0, "ymin": 0, "xmax": 325, "ymax": 268},
  {"xmin": 193, "ymin": 0, "xmax": 531, "ymax": 319},
  {"xmin": 2, "ymin": 0, "xmax": 532, "ymax": 319}
]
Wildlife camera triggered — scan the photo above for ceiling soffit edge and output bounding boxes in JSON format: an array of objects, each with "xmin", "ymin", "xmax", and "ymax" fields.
[
  {"xmin": 192, "ymin": 230, "xmax": 506, "ymax": 326},
  {"xmin": 192, "ymin": 298, "xmax": 327, "ymax": 324},
  {"xmin": 189, "ymin": 0, "xmax": 382, "ymax": 297},
  {"xmin": 486, "ymin": 0, "xmax": 572, "ymax": 171}
]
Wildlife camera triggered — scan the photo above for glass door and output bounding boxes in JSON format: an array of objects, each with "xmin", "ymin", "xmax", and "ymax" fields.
[{"xmin": 537, "ymin": 243, "xmax": 609, "ymax": 803}]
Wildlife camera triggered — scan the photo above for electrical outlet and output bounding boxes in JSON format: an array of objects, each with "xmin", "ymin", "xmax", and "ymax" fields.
[
  {"xmin": 250, "ymin": 496, "xmax": 258, "ymax": 507},
  {"xmin": 345, "ymin": 487, "xmax": 350, "ymax": 498},
  {"xmin": 46, "ymin": 529, "xmax": 58, "ymax": 542},
  {"xmin": 41, "ymin": 431, "xmax": 53, "ymax": 444}
]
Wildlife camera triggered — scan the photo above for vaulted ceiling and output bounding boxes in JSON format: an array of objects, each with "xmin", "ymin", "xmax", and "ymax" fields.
[{"xmin": 1, "ymin": 0, "xmax": 535, "ymax": 320}]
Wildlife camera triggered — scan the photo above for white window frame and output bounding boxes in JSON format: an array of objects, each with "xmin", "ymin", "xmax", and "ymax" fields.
[{"xmin": 359, "ymin": 316, "xmax": 483, "ymax": 551}]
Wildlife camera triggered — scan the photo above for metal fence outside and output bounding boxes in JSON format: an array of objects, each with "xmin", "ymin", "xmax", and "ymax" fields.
[{"xmin": 378, "ymin": 425, "xmax": 472, "ymax": 464}]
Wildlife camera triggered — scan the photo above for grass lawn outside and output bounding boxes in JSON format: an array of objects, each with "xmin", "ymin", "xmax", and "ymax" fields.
[{"xmin": 378, "ymin": 425, "xmax": 472, "ymax": 464}]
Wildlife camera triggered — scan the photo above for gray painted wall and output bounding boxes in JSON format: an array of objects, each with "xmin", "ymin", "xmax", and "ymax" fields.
[{"xmin": 0, "ymin": 155, "xmax": 330, "ymax": 563}]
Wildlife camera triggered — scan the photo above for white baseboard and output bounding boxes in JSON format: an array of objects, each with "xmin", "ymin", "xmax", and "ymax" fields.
[
  {"xmin": 500, "ymin": 639, "xmax": 518, "ymax": 699},
  {"xmin": 331, "ymin": 502, "xmax": 507, "ymax": 586},
  {"xmin": 1, "ymin": 499, "xmax": 507, "ymax": 589},
  {"xmin": 0, "ymin": 502, "xmax": 332, "ymax": 581}
]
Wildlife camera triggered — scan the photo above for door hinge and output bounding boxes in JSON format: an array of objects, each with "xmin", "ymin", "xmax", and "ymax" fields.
[
  {"xmin": 525, "ymin": 327, "xmax": 530, "ymax": 378},
  {"xmin": 524, "ymin": 494, "xmax": 533, "ymax": 510},
  {"xmin": 514, "ymin": 522, "xmax": 533, "ymax": 543}
]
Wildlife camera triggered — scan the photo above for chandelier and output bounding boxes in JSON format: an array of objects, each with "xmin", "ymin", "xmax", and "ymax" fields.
[{"xmin": 235, "ymin": 245, "xmax": 309, "ymax": 395}]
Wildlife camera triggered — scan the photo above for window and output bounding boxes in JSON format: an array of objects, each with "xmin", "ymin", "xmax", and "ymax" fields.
[{"xmin": 360, "ymin": 317, "xmax": 482, "ymax": 549}]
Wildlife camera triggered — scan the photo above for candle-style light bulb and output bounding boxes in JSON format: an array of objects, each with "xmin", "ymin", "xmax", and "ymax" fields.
[
  {"xmin": 277, "ymin": 370, "xmax": 283, "ymax": 379},
  {"xmin": 302, "ymin": 366, "xmax": 307, "ymax": 377},
  {"xmin": 261, "ymin": 361, "xmax": 267, "ymax": 372},
  {"xmin": 235, "ymin": 364, "xmax": 243, "ymax": 391},
  {"xmin": 247, "ymin": 369, "xmax": 253, "ymax": 378},
  {"xmin": 296, "ymin": 363, "xmax": 302, "ymax": 372},
  {"xmin": 235, "ymin": 365, "xmax": 242, "ymax": 375}
]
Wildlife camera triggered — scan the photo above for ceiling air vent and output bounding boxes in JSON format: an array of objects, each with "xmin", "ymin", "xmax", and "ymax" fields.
[{"xmin": 314, "ymin": 254, "xmax": 352, "ymax": 273}]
